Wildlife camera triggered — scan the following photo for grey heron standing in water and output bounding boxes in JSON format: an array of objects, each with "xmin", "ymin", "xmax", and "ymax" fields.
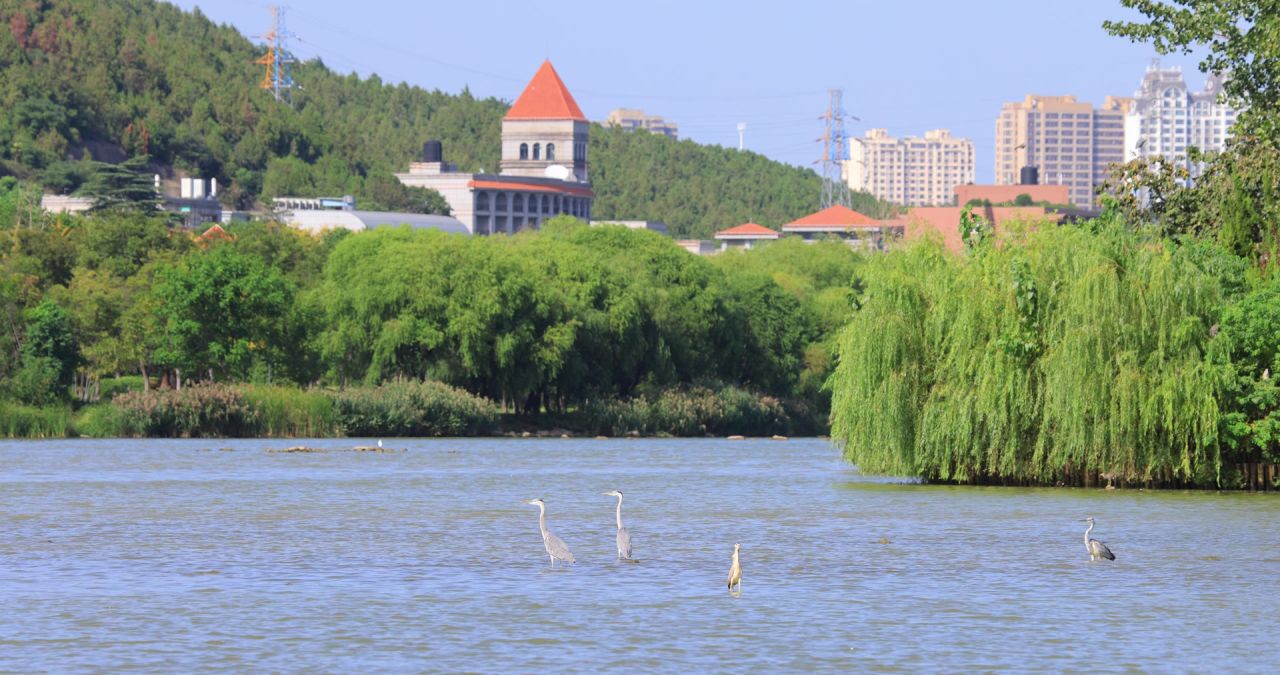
[
  {"xmin": 602, "ymin": 490, "xmax": 632, "ymax": 560},
  {"xmin": 1082, "ymin": 517, "xmax": 1116, "ymax": 561},
  {"xmin": 525, "ymin": 498, "xmax": 575, "ymax": 567},
  {"xmin": 727, "ymin": 543, "xmax": 742, "ymax": 593}
]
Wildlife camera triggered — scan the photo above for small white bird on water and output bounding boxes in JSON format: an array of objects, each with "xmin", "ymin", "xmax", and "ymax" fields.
[
  {"xmin": 727, "ymin": 543, "xmax": 742, "ymax": 594},
  {"xmin": 377, "ymin": 439, "xmax": 383, "ymax": 448}
]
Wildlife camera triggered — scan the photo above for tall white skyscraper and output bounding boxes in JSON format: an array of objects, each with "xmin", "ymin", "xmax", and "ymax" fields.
[{"xmin": 1124, "ymin": 62, "xmax": 1239, "ymax": 174}]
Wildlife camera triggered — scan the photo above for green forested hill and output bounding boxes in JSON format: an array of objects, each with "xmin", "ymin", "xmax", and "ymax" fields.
[
  {"xmin": 0, "ymin": 0, "xmax": 506, "ymax": 211},
  {"xmin": 0, "ymin": 0, "xmax": 892, "ymax": 236},
  {"xmin": 590, "ymin": 125, "xmax": 896, "ymax": 237}
]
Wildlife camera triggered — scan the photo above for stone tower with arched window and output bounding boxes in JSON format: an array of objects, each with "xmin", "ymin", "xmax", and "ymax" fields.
[
  {"xmin": 397, "ymin": 60, "xmax": 594, "ymax": 235},
  {"xmin": 499, "ymin": 60, "xmax": 590, "ymax": 182}
]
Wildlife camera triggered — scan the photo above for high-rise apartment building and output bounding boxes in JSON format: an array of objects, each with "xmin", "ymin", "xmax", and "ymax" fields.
[
  {"xmin": 1124, "ymin": 63, "xmax": 1238, "ymax": 175},
  {"xmin": 604, "ymin": 108, "xmax": 679, "ymax": 139},
  {"xmin": 995, "ymin": 95, "xmax": 1132, "ymax": 208},
  {"xmin": 843, "ymin": 128, "xmax": 974, "ymax": 206}
]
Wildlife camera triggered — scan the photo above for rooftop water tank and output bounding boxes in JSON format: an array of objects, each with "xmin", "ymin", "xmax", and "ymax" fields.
[{"xmin": 423, "ymin": 140, "xmax": 443, "ymax": 163}]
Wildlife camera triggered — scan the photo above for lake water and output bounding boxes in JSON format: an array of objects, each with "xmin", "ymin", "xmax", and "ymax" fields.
[{"xmin": 2, "ymin": 438, "xmax": 1278, "ymax": 672}]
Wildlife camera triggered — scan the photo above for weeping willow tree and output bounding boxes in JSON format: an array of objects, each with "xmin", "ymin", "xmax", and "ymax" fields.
[{"xmin": 830, "ymin": 216, "xmax": 1233, "ymax": 487}]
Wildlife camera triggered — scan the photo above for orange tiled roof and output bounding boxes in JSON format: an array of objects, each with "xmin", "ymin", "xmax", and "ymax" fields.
[
  {"xmin": 468, "ymin": 179, "xmax": 594, "ymax": 198},
  {"xmin": 783, "ymin": 205, "xmax": 881, "ymax": 229},
  {"xmin": 715, "ymin": 222, "xmax": 780, "ymax": 238},
  {"xmin": 505, "ymin": 60, "xmax": 586, "ymax": 121},
  {"xmin": 198, "ymin": 224, "xmax": 233, "ymax": 241}
]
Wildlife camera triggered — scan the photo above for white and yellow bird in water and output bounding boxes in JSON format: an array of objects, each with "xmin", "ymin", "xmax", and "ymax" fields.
[{"xmin": 727, "ymin": 542, "xmax": 742, "ymax": 594}]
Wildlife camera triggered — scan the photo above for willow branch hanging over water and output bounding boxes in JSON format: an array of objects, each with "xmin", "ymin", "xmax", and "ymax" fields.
[{"xmin": 829, "ymin": 219, "xmax": 1232, "ymax": 487}]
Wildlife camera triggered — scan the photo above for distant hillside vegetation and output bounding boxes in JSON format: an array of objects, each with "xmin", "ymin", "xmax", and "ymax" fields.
[
  {"xmin": 0, "ymin": 0, "xmax": 894, "ymax": 234},
  {"xmin": 590, "ymin": 125, "xmax": 897, "ymax": 238}
]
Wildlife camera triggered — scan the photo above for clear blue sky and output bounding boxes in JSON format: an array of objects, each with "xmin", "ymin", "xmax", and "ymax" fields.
[{"xmin": 172, "ymin": 0, "xmax": 1209, "ymax": 182}]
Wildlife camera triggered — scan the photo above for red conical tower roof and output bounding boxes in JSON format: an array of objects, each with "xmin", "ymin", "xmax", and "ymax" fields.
[{"xmin": 505, "ymin": 60, "xmax": 586, "ymax": 121}]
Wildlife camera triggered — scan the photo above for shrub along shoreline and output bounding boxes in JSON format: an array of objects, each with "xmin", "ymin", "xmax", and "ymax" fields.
[{"xmin": 4, "ymin": 380, "xmax": 811, "ymax": 439}]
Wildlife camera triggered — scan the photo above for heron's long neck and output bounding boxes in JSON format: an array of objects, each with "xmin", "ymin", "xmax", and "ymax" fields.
[
  {"xmin": 1084, "ymin": 521, "xmax": 1094, "ymax": 543},
  {"xmin": 538, "ymin": 505, "xmax": 549, "ymax": 539},
  {"xmin": 615, "ymin": 495, "xmax": 624, "ymax": 530}
]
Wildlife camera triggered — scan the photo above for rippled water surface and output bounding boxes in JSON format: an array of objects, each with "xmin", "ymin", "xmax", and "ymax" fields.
[{"xmin": 2, "ymin": 438, "xmax": 1278, "ymax": 671}]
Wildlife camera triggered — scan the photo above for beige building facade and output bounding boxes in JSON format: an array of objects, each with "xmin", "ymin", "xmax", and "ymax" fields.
[
  {"xmin": 604, "ymin": 108, "xmax": 678, "ymax": 138},
  {"xmin": 844, "ymin": 129, "xmax": 974, "ymax": 206},
  {"xmin": 995, "ymin": 94, "xmax": 1131, "ymax": 208}
]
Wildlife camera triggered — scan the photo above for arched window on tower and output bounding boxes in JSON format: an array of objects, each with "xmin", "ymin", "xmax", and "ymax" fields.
[
  {"xmin": 519, "ymin": 143, "xmax": 529, "ymax": 160},
  {"xmin": 533, "ymin": 143, "xmax": 541, "ymax": 160},
  {"xmin": 546, "ymin": 143, "xmax": 555, "ymax": 161}
]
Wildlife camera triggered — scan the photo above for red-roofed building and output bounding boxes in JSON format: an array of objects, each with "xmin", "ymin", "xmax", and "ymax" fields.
[
  {"xmin": 781, "ymin": 205, "xmax": 902, "ymax": 250},
  {"xmin": 898, "ymin": 206, "xmax": 1063, "ymax": 253},
  {"xmin": 397, "ymin": 60, "xmax": 593, "ymax": 235},
  {"xmin": 954, "ymin": 183, "xmax": 1070, "ymax": 207},
  {"xmin": 504, "ymin": 60, "xmax": 587, "ymax": 121},
  {"xmin": 714, "ymin": 223, "xmax": 780, "ymax": 251},
  {"xmin": 197, "ymin": 223, "xmax": 233, "ymax": 245}
]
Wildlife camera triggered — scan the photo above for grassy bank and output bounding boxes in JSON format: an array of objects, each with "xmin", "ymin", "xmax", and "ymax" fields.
[
  {"xmin": 6, "ymin": 381, "xmax": 810, "ymax": 439},
  {"xmin": 1, "ymin": 401, "xmax": 72, "ymax": 438}
]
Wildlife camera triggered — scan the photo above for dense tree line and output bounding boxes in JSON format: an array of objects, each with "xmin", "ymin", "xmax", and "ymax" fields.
[
  {"xmin": 828, "ymin": 152, "xmax": 1280, "ymax": 487},
  {"xmin": 0, "ymin": 0, "xmax": 892, "ymax": 232},
  {"xmin": 828, "ymin": 212, "xmax": 1278, "ymax": 487},
  {"xmin": 311, "ymin": 219, "xmax": 853, "ymax": 414},
  {"xmin": 0, "ymin": 187, "xmax": 861, "ymax": 431}
]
